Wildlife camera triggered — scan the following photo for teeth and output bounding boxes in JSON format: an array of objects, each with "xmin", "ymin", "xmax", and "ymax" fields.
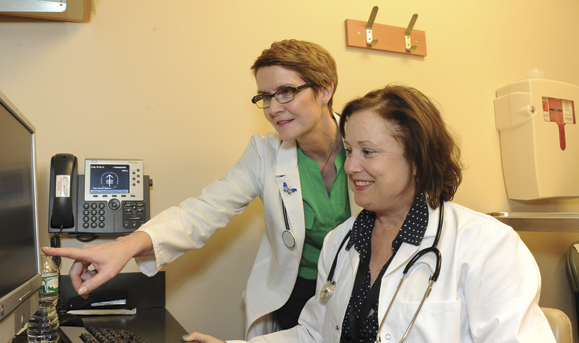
[{"xmin": 355, "ymin": 181, "xmax": 373, "ymax": 186}]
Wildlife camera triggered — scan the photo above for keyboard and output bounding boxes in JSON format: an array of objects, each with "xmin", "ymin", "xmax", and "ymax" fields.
[{"xmin": 60, "ymin": 326, "xmax": 147, "ymax": 343}]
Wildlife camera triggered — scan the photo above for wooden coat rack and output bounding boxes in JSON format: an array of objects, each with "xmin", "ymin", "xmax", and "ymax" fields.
[{"xmin": 345, "ymin": 6, "xmax": 427, "ymax": 57}]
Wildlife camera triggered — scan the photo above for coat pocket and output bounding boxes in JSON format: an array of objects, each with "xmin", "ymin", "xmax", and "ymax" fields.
[{"xmin": 378, "ymin": 299, "xmax": 462, "ymax": 343}]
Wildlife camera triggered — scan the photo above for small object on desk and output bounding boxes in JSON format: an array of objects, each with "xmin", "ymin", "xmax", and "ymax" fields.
[
  {"xmin": 67, "ymin": 290, "xmax": 128, "ymax": 310},
  {"xmin": 67, "ymin": 308, "xmax": 137, "ymax": 316}
]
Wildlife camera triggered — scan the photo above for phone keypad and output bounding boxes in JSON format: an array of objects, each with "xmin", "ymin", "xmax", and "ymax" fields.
[
  {"xmin": 79, "ymin": 200, "xmax": 147, "ymax": 232},
  {"xmin": 82, "ymin": 202, "xmax": 107, "ymax": 229}
]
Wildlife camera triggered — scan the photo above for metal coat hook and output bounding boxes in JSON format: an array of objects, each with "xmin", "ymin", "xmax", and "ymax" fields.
[
  {"xmin": 366, "ymin": 6, "xmax": 379, "ymax": 46},
  {"xmin": 405, "ymin": 14, "xmax": 418, "ymax": 51}
]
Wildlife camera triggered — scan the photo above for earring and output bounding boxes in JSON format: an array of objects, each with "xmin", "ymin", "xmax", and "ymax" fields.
[{"xmin": 323, "ymin": 102, "xmax": 327, "ymax": 106}]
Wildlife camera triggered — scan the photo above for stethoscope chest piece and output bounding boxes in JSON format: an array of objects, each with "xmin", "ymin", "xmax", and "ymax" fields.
[
  {"xmin": 282, "ymin": 229, "xmax": 296, "ymax": 248},
  {"xmin": 320, "ymin": 280, "xmax": 336, "ymax": 299}
]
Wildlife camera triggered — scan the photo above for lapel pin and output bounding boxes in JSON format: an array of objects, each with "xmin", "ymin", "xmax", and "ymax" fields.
[{"xmin": 282, "ymin": 182, "xmax": 297, "ymax": 195}]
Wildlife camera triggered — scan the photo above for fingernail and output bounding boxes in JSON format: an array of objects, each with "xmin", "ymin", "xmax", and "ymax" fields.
[
  {"xmin": 182, "ymin": 334, "xmax": 189, "ymax": 338},
  {"xmin": 78, "ymin": 287, "xmax": 87, "ymax": 295}
]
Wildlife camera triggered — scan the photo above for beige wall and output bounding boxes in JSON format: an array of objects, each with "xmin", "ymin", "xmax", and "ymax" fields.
[{"xmin": 2, "ymin": 0, "xmax": 579, "ymax": 340}]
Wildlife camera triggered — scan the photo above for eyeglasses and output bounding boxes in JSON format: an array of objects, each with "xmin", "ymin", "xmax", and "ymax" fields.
[{"xmin": 251, "ymin": 82, "xmax": 315, "ymax": 109}]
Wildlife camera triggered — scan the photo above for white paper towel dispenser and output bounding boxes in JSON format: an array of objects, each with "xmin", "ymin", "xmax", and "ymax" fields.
[{"xmin": 494, "ymin": 69, "xmax": 579, "ymax": 200}]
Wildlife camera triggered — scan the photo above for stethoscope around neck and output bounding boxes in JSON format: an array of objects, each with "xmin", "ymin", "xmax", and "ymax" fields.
[{"xmin": 321, "ymin": 200, "xmax": 445, "ymax": 343}]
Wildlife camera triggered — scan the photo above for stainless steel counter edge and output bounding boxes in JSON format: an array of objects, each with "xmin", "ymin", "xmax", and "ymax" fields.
[{"xmin": 489, "ymin": 212, "xmax": 579, "ymax": 232}]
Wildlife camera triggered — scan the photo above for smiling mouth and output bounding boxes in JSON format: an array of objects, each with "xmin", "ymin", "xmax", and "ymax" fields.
[
  {"xmin": 277, "ymin": 119, "xmax": 293, "ymax": 125},
  {"xmin": 354, "ymin": 181, "xmax": 373, "ymax": 186}
]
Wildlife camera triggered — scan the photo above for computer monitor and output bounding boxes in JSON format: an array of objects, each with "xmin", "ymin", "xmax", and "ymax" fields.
[{"xmin": 0, "ymin": 90, "xmax": 42, "ymax": 342}]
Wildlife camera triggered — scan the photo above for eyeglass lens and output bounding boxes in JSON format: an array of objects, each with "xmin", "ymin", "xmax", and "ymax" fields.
[
  {"xmin": 255, "ymin": 87, "xmax": 296, "ymax": 109},
  {"xmin": 252, "ymin": 83, "xmax": 314, "ymax": 109}
]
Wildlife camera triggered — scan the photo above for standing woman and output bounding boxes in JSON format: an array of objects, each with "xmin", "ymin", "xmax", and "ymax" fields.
[{"xmin": 42, "ymin": 40, "xmax": 359, "ymax": 339}]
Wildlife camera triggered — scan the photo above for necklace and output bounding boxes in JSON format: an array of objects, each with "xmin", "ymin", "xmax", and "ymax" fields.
[{"xmin": 320, "ymin": 121, "xmax": 340, "ymax": 174}]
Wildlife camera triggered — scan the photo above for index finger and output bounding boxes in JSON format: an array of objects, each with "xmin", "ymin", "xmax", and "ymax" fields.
[{"xmin": 42, "ymin": 246, "xmax": 92, "ymax": 263}]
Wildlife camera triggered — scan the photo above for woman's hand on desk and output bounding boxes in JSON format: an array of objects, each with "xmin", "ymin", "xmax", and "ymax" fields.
[
  {"xmin": 183, "ymin": 331, "xmax": 225, "ymax": 343},
  {"xmin": 41, "ymin": 231, "xmax": 154, "ymax": 299}
]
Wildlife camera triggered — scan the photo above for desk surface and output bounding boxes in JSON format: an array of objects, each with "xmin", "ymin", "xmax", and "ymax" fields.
[
  {"xmin": 69, "ymin": 308, "xmax": 188, "ymax": 342},
  {"xmin": 58, "ymin": 272, "xmax": 188, "ymax": 341},
  {"xmin": 12, "ymin": 308, "xmax": 188, "ymax": 343}
]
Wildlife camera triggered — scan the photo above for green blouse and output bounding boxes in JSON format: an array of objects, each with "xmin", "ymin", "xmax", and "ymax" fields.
[{"xmin": 297, "ymin": 144, "xmax": 350, "ymax": 280}]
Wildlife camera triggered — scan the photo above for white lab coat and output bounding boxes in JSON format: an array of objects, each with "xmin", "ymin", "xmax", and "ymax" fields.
[
  {"xmin": 133, "ymin": 118, "xmax": 360, "ymax": 339},
  {"xmin": 233, "ymin": 201, "xmax": 556, "ymax": 343}
]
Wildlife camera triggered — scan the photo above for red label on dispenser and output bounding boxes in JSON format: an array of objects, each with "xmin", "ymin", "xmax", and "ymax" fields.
[
  {"xmin": 542, "ymin": 97, "xmax": 575, "ymax": 151},
  {"xmin": 543, "ymin": 97, "xmax": 575, "ymax": 124}
]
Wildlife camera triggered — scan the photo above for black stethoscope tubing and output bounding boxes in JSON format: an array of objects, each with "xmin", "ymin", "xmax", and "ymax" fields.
[
  {"xmin": 321, "ymin": 199, "xmax": 444, "ymax": 299},
  {"xmin": 319, "ymin": 230, "xmax": 352, "ymax": 299},
  {"xmin": 406, "ymin": 201, "xmax": 443, "ymax": 281}
]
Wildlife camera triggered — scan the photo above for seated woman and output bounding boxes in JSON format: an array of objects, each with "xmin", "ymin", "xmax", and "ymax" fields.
[{"xmin": 185, "ymin": 84, "xmax": 556, "ymax": 343}]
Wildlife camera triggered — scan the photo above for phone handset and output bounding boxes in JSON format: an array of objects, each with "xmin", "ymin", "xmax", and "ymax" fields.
[{"xmin": 49, "ymin": 153, "xmax": 78, "ymax": 230}]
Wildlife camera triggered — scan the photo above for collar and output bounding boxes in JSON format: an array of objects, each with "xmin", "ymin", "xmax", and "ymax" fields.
[{"xmin": 346, "ymin": 190, "xmax": 429, "ymax": 261}]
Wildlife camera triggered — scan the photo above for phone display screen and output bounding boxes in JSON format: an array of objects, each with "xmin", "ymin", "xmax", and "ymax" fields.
[{"xmin": 89, "ymin": 164, "xmax": 130, "ymax": 194}]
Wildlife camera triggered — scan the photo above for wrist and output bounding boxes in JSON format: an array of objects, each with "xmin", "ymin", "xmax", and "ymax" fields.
[{"xmin": 125, "ymin": 231, "xmax": 154, "ymax": 257}]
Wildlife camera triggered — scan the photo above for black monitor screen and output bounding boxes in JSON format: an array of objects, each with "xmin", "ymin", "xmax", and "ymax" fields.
[{"xmin": 0, "ymin": 102, "xmax": 37, "ymax": 297}]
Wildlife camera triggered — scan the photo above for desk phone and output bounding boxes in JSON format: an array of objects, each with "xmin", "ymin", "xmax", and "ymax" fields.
[{"xmin": 48, "ymin": 154, "xmax": 152, "ymax": 236}]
